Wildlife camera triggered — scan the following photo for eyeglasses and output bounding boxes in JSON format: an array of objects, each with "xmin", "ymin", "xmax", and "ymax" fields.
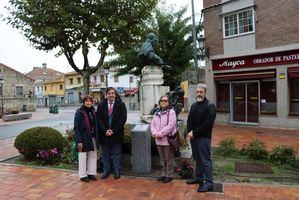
[{"xmin": 160, "ymin": 99, "xmax": 168, "ymax": 102}]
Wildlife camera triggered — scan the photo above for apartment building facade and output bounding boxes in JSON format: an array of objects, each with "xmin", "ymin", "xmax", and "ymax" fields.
[{"xmin": 203, "ymin": 0, "xmax": 299, "ymax": 128}]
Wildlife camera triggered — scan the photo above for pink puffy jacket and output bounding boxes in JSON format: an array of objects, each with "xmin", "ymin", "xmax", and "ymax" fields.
[{"xmin": 150, "ymin": 108, "xmax": 177, "ymax": 146}]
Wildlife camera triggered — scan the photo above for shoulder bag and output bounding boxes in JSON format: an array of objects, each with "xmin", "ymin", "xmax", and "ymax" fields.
[{"xmin": 166, "ymin": 109, "xmax": 181, "ymax": 150}]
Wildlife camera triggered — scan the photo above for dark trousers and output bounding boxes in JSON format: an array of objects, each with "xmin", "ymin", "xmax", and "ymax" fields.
[
  {"xmin": 101, "ymin": 142, "xmax": 122, "ymax": 174},
  {"xmin": 190, "ymin": 137, "xmax": 213, "ymax": 185},
  {"xmin": 157, "ymin": 145, "xmax": 174, "ymax": 177}
]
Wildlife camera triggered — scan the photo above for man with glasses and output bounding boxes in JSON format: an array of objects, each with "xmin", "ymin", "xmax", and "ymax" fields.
[{"xmin": 186, "ymin": 83, "xmax": 216, "ymax": 192}]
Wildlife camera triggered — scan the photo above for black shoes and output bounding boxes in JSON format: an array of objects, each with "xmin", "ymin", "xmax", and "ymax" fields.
[
  {"xmin": 101, "ymin": 171, "xmax": 120, "ymax": 179},
  {"xmin": 114, "ymin": 171, "xmax": 121, "ymax": 180},
  {"xmin": 197, "ymin": 184, "xmax": 213, "ymax": 193},
  {"xmin": 157, "ymin": 176, "xmax": 166, "ymax": 181},
  {"xmin": 80, "ymin": 177, "xmax": 90, "ymax": 182},
  {"xmin": 162, "ymin": 177, "xmax": 173, "ymax": 183},
  {"xmin": 186, "ymin": 178, "xmax": 203, "ymax": 185},
  {"xmin": 101, "ymin": 172, "xmax": 109, "ymax": 179},
  {"xmin": 88, "ymin": 175, "xmax": 97, "ymax": 181}
]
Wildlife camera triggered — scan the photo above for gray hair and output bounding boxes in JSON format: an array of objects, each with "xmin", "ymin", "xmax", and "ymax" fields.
[{"xmin": 195, "ymin": 83, "xmax": 207, "ymax": 92}]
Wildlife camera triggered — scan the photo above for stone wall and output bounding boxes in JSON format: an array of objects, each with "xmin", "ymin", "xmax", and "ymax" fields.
[{"xmin": 2, "ymin": 97, "xmax": 36, "ymax": 112}]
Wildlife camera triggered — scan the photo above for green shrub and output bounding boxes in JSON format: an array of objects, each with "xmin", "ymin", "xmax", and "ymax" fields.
[
  {"xmin": 269, "ymin": 145, "xmax": 296, "ymax": 165},
  {"xmin": 217, "ymin": 137, "xmax": 238, "ymax": 156},
  {"xmin": 14, "ymin": 127, "xmax": 65, "ymax": 160},
  {"xmin": 242, "ymin": 139, "xmax": 269, "ymax": 160}
]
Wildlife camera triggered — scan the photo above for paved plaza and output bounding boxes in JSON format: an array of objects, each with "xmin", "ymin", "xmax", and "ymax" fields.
[
  {"xmin": 0, "ymin": 164, "xmax": 298, "ymax": 200},
  {"xmin": 0, "ymin": 108, "xmax": 298, "ymax": 199}
]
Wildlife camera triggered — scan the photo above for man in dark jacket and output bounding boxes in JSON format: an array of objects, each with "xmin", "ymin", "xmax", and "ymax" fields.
[
  {"xmin": 96, "ymin": 87, "xmax": 127, "ymax": 179},
  {"xmin": 186, "ymin": 83, "xmax": 216, "ymax": 192}
]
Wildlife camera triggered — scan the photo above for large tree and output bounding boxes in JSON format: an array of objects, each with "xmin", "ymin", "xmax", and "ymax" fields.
[
  {"xmin": 5, "ymin": 0, "xmax": 158, "ymax": 93},
  {"xmin": 109, "ymin": 7, "xmax": 195, "ymax": 89}
]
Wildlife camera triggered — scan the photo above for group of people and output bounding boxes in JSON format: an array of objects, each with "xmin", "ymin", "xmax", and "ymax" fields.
[{"xmin": 74, "ymin": 83, "xmax": 216, "ymax": 193}]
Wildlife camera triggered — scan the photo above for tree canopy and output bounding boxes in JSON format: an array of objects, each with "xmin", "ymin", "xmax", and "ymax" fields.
[
  {"xmin": 109, "ymin": 7, "xmax": 195, "ymax": 89},
  {"xmin": 5, "ymin": 0, "xmax": 158, "ymax": 93}
]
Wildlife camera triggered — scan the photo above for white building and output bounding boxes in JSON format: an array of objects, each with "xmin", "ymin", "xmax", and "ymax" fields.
[{"xmin": 90, "ymin": 69, "xmax": 139, "ymax": 97}]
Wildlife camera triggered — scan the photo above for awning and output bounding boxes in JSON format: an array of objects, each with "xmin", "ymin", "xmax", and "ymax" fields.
[
  {"xmin": 288, "ymin": 67, "xmax": 299, "ymax": 78},
  {"xmin": 214, "ymin": 70, "xmax": 276, "ymax": 81}
]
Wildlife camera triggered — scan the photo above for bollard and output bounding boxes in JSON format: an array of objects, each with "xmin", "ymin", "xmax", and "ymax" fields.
[
  {"xmin": 49, "ymin": 105, "xmax": 53, "ymax": 113},
  {"xmin": 131, "ymin": 124, "xmax": 151, "ymax": 174}
]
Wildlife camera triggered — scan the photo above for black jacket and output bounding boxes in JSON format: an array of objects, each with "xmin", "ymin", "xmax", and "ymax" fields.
[
  {"xmin": 96, "ymin": 98, "xmax": 127, "ymax": 144},
  {"xmin": 74, "ymin": 106, "xmax": 99, "ymax": 152},
  {"xmin": 187, "ymin": 98, "xmax": 216, "ymax": 139}
]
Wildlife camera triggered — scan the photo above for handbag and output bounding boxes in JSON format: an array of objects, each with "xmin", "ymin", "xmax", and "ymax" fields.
[
  {"xmin": 166, "ymin": 110, "xmax": 181, "ymax": 150},
  {"xmin": 167, "ymin": 130, "xmax": 181, "ymax": 150}
]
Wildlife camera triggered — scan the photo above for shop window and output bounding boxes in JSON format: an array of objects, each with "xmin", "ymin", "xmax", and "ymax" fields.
[
  {"xmin": 216, "ymin": 82, "xmax": 230, "ymax": 112},
  {"xmin": 289, "ymin": 77, "xmax": 299, "ymax": 115},
  {"xmin": 260, "ymin": 80, "xmax": 276, "ymax": 115}
]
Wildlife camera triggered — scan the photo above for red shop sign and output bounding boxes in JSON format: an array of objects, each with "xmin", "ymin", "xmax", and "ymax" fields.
[{"xmin": 212, "ymin": 49, "xmax": 299, "ymax": 71}]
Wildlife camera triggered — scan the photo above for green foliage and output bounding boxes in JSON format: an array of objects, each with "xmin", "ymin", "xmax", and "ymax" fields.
[
  {"xmin": 14, "ymin": 127, "xmax": 65, "ymax": 160},
  {"xmin": 242, "ymin": 139, "xmax": 269, "ymax": 160},
  {"xmin": 5, "ymin": 0, "xmax": 158, "ymax": 93},
  {"xmin": 110, "ymin": 7, "xmax": 197, "ymax": 89},
  {"xmin": 217, "ymin": 137, "xmax": 238, "ymax": 157},
  {"xmin": 269, "ymin": 145, "xmax": 296, "ymax": 165}
]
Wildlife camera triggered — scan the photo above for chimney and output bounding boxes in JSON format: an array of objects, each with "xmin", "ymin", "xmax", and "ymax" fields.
[{"xmin": 42, "ymin": 63, "xmax": 47, "ymax": 69}]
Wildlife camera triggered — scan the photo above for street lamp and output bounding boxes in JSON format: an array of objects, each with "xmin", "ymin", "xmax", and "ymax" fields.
[
  {"xmin": 129, "ymin": 75, "xmax": 133, "ymax": 110},
  {"xmin": 191, "ymin": 0, "xmax": 199, "ymax": 83},
  {"xmin": 197, "ymin": 34, "xmax": 209, "ymax": 60},
  {"xmin": 104, "ymin": 68, "xmax": 109, "ymax": 91},
  {"xmin": 0, "ymin": 77, "xmax": 4, "ymax": 113}
]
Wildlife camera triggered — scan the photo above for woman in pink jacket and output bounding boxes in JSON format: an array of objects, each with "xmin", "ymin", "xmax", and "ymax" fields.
[{"xmin": 150, "ymin": 95, "xmax": 177, "ymax": 183}]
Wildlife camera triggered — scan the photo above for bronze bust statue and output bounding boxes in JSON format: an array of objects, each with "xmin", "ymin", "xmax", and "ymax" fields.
[{"xmin": 137, "ymin": 33, "xmax": 164, "ymax": 66}]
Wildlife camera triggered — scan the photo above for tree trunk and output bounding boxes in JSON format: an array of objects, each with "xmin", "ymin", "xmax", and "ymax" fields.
[{"xmin": 82, "ymin": 71, "xmax": 91, "ymax": 95}]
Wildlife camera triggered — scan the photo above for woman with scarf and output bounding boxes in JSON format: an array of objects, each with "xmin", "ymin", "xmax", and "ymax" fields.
[
  {"xmin": 150, "ymin": 95, "xmax": 177, "ymax": 183},
  {"xmin": 74, "ymin": 95, "xmax": 100, "ymax": 182}
]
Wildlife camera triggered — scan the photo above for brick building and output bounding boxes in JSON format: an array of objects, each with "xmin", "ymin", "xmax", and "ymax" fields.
[{"xmin": 203, "ymin": 0, "xmax": 299, "ymax": 128}]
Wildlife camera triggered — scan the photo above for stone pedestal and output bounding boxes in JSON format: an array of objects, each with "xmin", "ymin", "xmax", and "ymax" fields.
[
  {"xmin": 131, "ymin": 124, "xmax": 151, "ymax": 174},
  {"xmin": 139, "ymin": 65, "xmax": 169, "ymax": 122}
]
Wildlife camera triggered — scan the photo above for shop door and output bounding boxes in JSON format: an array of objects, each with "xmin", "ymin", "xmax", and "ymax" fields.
[{"xmin": 232, "ymin": 82, "xmax": 259, "ymax": 123}]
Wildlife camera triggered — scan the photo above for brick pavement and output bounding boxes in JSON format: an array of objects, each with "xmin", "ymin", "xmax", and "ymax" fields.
[
  {"xmin": 178, "ymin": 112, "xmax": 299, "ymax": 154},
  {"xmin": 212, "ymin": 123, "xmax": 299, "ymax": 153},
  {"xmin": 0, "ymin": 164, "xmax": 298, "ymax": 200},
  {"xmin": 0, "ymin": 137, "xmax": 19, "ymax": 162}
]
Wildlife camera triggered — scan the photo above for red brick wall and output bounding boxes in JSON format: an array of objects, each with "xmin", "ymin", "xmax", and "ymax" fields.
[
  {"xmin": 255, "ymin": 0, "xmax": 299, "ymax": 49},
  {"xmin": 203, "ymin": 0, "xmax": 220, "ymax": 7},
  {"xmin": 203, "ymin": 0, "xmax": 223, "ymax": 56}
]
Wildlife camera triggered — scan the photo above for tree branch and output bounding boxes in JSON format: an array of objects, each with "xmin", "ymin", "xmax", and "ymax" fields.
[
  {"xmin": 64, "ymin": 51, "xmax": 81, "ymax": 73},
  {"xmin": 82, "ymin": 41, "xmax": 89, "ymax": 71},
  {"xmin": 95, "ymin": 42, "xmax": 109, "ymax": 69}
]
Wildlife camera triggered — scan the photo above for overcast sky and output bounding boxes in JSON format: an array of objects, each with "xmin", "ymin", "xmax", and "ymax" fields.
[{"xmin": 0, "ymin": 0, "xmax": 203, "ymax": 74}]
